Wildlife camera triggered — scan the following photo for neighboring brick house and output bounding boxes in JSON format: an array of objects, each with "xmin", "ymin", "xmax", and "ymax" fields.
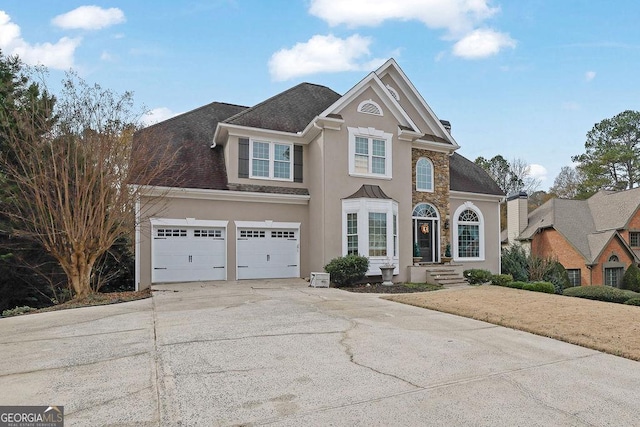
[
  {"xmin": 132, "ymin": 59, "xmax": 504, "ymax": 289},
  {"xmin": 506, "ymin": 188, "xmax": 640, "ymax": 287}
]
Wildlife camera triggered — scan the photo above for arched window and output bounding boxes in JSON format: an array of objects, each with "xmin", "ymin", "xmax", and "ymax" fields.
[
  {"xmin": 453, "ymin": 202, "xmax": 484, "ymax": 260},
  {"xmin": 416, "ymin": 158, "xmax": 433, "ymax": 191},
  {"xmin": 412, "ymin": 203, "xmax": 438, "ymax": 219}
]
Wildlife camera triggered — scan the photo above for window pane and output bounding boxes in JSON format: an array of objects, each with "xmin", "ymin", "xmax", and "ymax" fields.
[
  {"xmin": 252, "ymin": 159, "xmax": 269, "ymax": 177},
  {"xmin": 355, "ymin": 137, "xmax": 368, "ymax": 155},
  {"xmin": 354, "ymin": 155, "xmax": 369, "ymax": 173},
  {"xmin": 253, "ymin": 141, "xmax": 269, "ymax": 159},
  {"xmin": 459, "ymin": 209, "xmax": 479, "ymax": 222},
  {"xmin": 458, "ymin": 224, "xmax": 479, "ymax": 258},
  {"xmin": 417, "ymin": 158, "xmax": 433, "ymax": 191},
  {"xmin": 631, "ymin": 232, "xmax": 640, "ymax": 247},
  {"xmin": 347, "ymin": 213, "xmax": 358, "ymax": 255},
  {"xmin": 567, "ymin": 269, "xmax": 581, "ymax": 286},
  {"xmin": 274, "ymin": 144, "xmax": 290, "ymax": 161},
  {"xmin": 371, "ymin": 157, "xmax": 385, "ymax": 174},
  {"xmin": 369, "ymin": 212, "xmax": 387, "ymax": 257},
  {"xmin": 273, "ymin": 160, "xmax": 290, "ymax": 179},
  {"xmin": 372, "ymin": 139, "xmax": 385, "ymax": 156}
]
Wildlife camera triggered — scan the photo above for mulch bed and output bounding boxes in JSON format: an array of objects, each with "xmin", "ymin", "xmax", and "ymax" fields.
[{"xmin": 35, "ymin": 288, "xmax": 152, "ymax": 313}]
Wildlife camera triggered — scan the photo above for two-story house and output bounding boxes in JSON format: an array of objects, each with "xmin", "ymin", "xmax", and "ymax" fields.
[
  {"xmin": 132, "ymin": 59, "xmax": 503, "ymax": 289},
  {"xmin": 506, "ymin": 188, "xmax": 640, "ymax": 287}
]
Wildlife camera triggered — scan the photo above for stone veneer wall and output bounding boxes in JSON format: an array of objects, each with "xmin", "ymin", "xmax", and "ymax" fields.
[{"xmin": 411, "ymin": 148, "xmax": 451, "ymax": 258}]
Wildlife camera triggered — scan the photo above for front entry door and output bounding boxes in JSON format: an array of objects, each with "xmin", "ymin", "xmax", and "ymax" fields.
[{"xmin": 415, "ymin": 219, "xmax": 438, "ymax": 263}]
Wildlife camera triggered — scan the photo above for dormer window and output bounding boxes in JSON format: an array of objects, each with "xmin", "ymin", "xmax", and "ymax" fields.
[
  {"xmin": 357, "ymin": 99, "xmax": 383, "ymax": 116},
  {"xmin": 250, "ymin": 139, "xmax": 293, "ymax": 181}
]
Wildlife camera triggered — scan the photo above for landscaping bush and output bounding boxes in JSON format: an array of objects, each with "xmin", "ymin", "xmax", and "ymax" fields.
[
  {"xmin": 543, "ymin": 261, "xmax": 571, "ymax": 294},
  {"xmin": 1, "ymin": 306, "xmax": 36, "ymax": 317},
  {"xmin": 506, "ymin": 281, "xmax": 526, "ymax": 289},
  {"xmin": 624, "ymin": 297, "xmax": 640, "ymax": 306},
  {"xmin": 463, "ymin": 269, "xmax": 492, "ymax": 285},
  {"xmin": 563, "ymin": 286, "xmax": 640, "ymax": 304},
  {"xmin": 501, "ymin": 244, "xmax": 528, "ymax": 282},
  {"xmin": 324, "ymin": 254, "xmax": 369, "ymax": 287},
  {"xmin": 622, "ymin": 263, "xmax": 640, "ymax": 293},
  {"xmin": 532, "ymin": 281, "xmax": 555, "ymax": 294},
  {"xmin": 522, "ymin": 283, "xmax": 535, "ymax": 291},
  {"xmin": 490, "ymin": 274, "xmax": 513, "ymax": 287}
]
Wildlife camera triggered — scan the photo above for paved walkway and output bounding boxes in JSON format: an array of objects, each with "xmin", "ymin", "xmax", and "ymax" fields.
[{"xmin": 1, "ymin": 279, "xmax": 638, "ymax": 426}]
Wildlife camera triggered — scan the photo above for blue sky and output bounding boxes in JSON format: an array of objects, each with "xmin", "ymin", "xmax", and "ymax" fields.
[{"xmin": 1, "ymin": 1, "xmax": 639, "ymax": 190}]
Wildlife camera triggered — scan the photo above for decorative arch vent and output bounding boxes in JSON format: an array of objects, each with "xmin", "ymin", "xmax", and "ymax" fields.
[
  {"xmin": 386, "ymin": 85, "xmax": 400, "ymax": 101},
  {"xmin": 357, "ymin": 99, "xmax": 383, "ymax": 116}
]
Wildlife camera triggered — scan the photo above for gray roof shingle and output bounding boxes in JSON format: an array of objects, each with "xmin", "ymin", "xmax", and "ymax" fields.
[
  {"xmin": 133, "ymin": 102, "xmax": 248, "ymax": 189},
  {"xmin": 225, "ymin": 83, "xmax": 342, "ymax": 133},
  {"xmin": 520, "ymin": 189, "xmax": 640, "ymax": 263},
  {"xmin": 449, "ymin": 153, "xmax": 505, "ymax": 196}
]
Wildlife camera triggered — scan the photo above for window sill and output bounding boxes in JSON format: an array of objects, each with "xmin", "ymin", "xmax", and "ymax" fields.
[
  {"xmin": 248, "ymin": 176, "xmax": 294, "ymax": 183},
  {"xmin": 348, "ymin": 172, "xmax": 392, "ymax": 180},
  {"xmin": 416, "ymin": 188, "xmax": 434, "ymax": 193},
  {"xmin": 454, "ymin": 257, "xmax": 485, "ymax": 262}
]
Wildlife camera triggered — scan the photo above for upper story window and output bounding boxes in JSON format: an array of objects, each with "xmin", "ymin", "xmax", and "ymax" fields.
[
  {"xmin": 357, "ymin": 99, "xmax": 383, "ymax": 116},
  {"xmin": 348, "ymin": 127, "xmax": 393, "ymax": 179},
  {"xmin": 630, "ymin": 232, "xmax": 640, "ymax": 247},
  {"xmin": 416, "ymin": 157, "xmax": 434, "ymax": 192},
  {"xmin": 250, "ymin": 140, "xmax": 292, "ymax": 181},
  {"xmin": 453, "ymin": 202, "xmax": 485, "ymax": 261}
]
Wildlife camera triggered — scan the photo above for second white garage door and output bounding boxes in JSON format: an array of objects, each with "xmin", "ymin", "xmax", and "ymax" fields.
[{"xmin": 236, "ymin": 226, "xmax": 299, "ymax": 280}]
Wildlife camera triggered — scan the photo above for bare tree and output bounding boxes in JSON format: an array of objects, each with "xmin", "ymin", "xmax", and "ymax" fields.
[
  {"xmin": 510, "ymin": 158, "xmax": 541, "ymax": 195},
  {"xmin": 0, "ymin": 72, "xmax": 176, "ymax": 299},
  {"xmin": 550, "ymin": 166, "xmax": 584, "ymax": 199}
]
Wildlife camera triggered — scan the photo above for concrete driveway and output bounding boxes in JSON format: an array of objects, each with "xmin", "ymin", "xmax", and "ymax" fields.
[{"xmin": 1, "ymin": 279, "xmax": 638, "ymax": 426}]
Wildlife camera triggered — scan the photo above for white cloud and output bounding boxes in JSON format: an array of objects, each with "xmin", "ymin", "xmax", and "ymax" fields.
[
  {"xmin": 452, "ymin": 28, "xmax": 516, "ymax": 59},
  {"xmin": 52, "ymin": 6, "xmax": 125, "ymax": 30},
  {"xmin": 585, "ymin": 70, "xmax": 596, "ymax": 82},
  {"xmin": 562, "ymin": 101, "xmax": 581, "ymax": 111},
  {"xmin": 268, "ymin": 34, "xmax": 386, "ymax": 81},
  {"xmin": 307, "ymin": 0, "xmax": 515, "ymax": 61},
  {"xmin": 309, "ymin": 0, "xmax": 498, "ymax": 36},
  {"xmin": 528, "ymin": 164, "xmax": 548, "ymax": 181},
  {"xmin": 0, "ymin": 10, "xmax": 80, "ymax": 69},
  {"xmin": 141, "ymin": 107, "xmax": 179, "ymax": 126}
]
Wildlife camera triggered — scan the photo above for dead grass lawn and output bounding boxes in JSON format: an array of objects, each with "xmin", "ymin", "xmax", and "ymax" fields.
[{"xmin": 386, "ymin": 285, "xmax": 640, "ymax": 361}]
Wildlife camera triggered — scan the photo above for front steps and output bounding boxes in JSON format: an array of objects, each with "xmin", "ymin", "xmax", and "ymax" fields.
[{"xmin": 407, "ymin": 264, "xmax": 469, "ymax": 288}]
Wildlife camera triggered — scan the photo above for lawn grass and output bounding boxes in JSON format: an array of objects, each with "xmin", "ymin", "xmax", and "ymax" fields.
[{"xmin": 385, "ymin": 285, "xmax": 640, "ymax": 361}]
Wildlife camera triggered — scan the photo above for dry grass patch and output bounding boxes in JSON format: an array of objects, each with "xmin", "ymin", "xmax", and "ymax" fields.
[{"xmin": 386, "ymin": 285, "xmax": 640, "ymax": 361}]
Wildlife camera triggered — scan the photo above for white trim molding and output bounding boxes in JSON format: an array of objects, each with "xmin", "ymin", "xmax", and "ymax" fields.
[{"xmin": 133, "ymin": 185, "xmax": 310, "ymax": 205}]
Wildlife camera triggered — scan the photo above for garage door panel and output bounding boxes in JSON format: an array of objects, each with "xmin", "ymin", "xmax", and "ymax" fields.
[
  {"xmin": 237, "ymin": 228, "xmax": 299, "ymax": 280},
  {"xmin": 152, "ymin": 226, "xmax": 226, "ymax": 283}
]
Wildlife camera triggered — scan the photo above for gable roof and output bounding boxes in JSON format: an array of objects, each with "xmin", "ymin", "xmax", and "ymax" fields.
[
  {"xmin": 449, "ymin": 153, "xmax": 504, "ymax": 196},
  {"xmin": 224, "ymin": 83, "xmax": 341, "ymax": 134},
  {"xmin": 133, "ymin": 101, "xmax": 247, "ymax": 189},
  {"xmin": 519, "ymin": 189, "xmax": 640, "ymax": 263}
]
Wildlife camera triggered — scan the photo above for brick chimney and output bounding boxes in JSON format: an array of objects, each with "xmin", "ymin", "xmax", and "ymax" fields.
[{"xmin": 506, "ymin": 191, "xmax": 528, "ymax": 245}]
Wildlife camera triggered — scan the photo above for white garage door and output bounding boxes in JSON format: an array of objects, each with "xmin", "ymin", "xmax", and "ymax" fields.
[
  {"xmin": 152, "ymin": 225, "xmax": 226, "ymax": 283},
  {"xmin": 237, "ymin": 228, "xmax": 299, "ymax": 279}
]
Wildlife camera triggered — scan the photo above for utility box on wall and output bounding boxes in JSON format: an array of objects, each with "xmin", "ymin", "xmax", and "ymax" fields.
[{"xmin": 310, "ymin": 272, "xmax": 330, "ymax": 288}]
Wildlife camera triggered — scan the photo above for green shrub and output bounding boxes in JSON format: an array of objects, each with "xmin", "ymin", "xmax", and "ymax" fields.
[
  {"xmin": 522, "ymin": 283, "xmax": 535, "ymax": 291},
  {"xmin": 532, "ymin": 281, "xmax": 555, "ymax": 294},
  {"xmin": 463, "ymin": 269, "xmax": 492, "ymax": 285},
  {"xmin": 543, "ymin": 261, "xmax": 571, "ymax": 294},
  {"xmin": 2, "ymin": 306, "xmax": 36, "ymax": 317},
  {"xmin": 501, "ymin": 244, "xmax": 528, "ymax": 282},
  {"xmin": 324, "ymin": 255, "xmax": 369, "ymax": 287},
  {"xmin": 563, "ymin": 286, "xmax": 640, "ymax": 304},
  {"xmin": 507, "ymin": 281, "xmax": 526, "ymax": 289},
  {"xmin": 624, "ymin": 297, "xmax": 640, "ymax": 306},
  {"xmin": 490, "ymin": 274, "xmax": 513, "ymax": 287},
  {"xmin": 622, "ymin": 264, "xmax": 640, "ymax": 293}
]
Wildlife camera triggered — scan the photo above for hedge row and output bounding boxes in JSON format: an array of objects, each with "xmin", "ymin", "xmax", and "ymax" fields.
[{"xmin": 563, "ymin": 286, "xmax": 640, "ymax": 304}]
